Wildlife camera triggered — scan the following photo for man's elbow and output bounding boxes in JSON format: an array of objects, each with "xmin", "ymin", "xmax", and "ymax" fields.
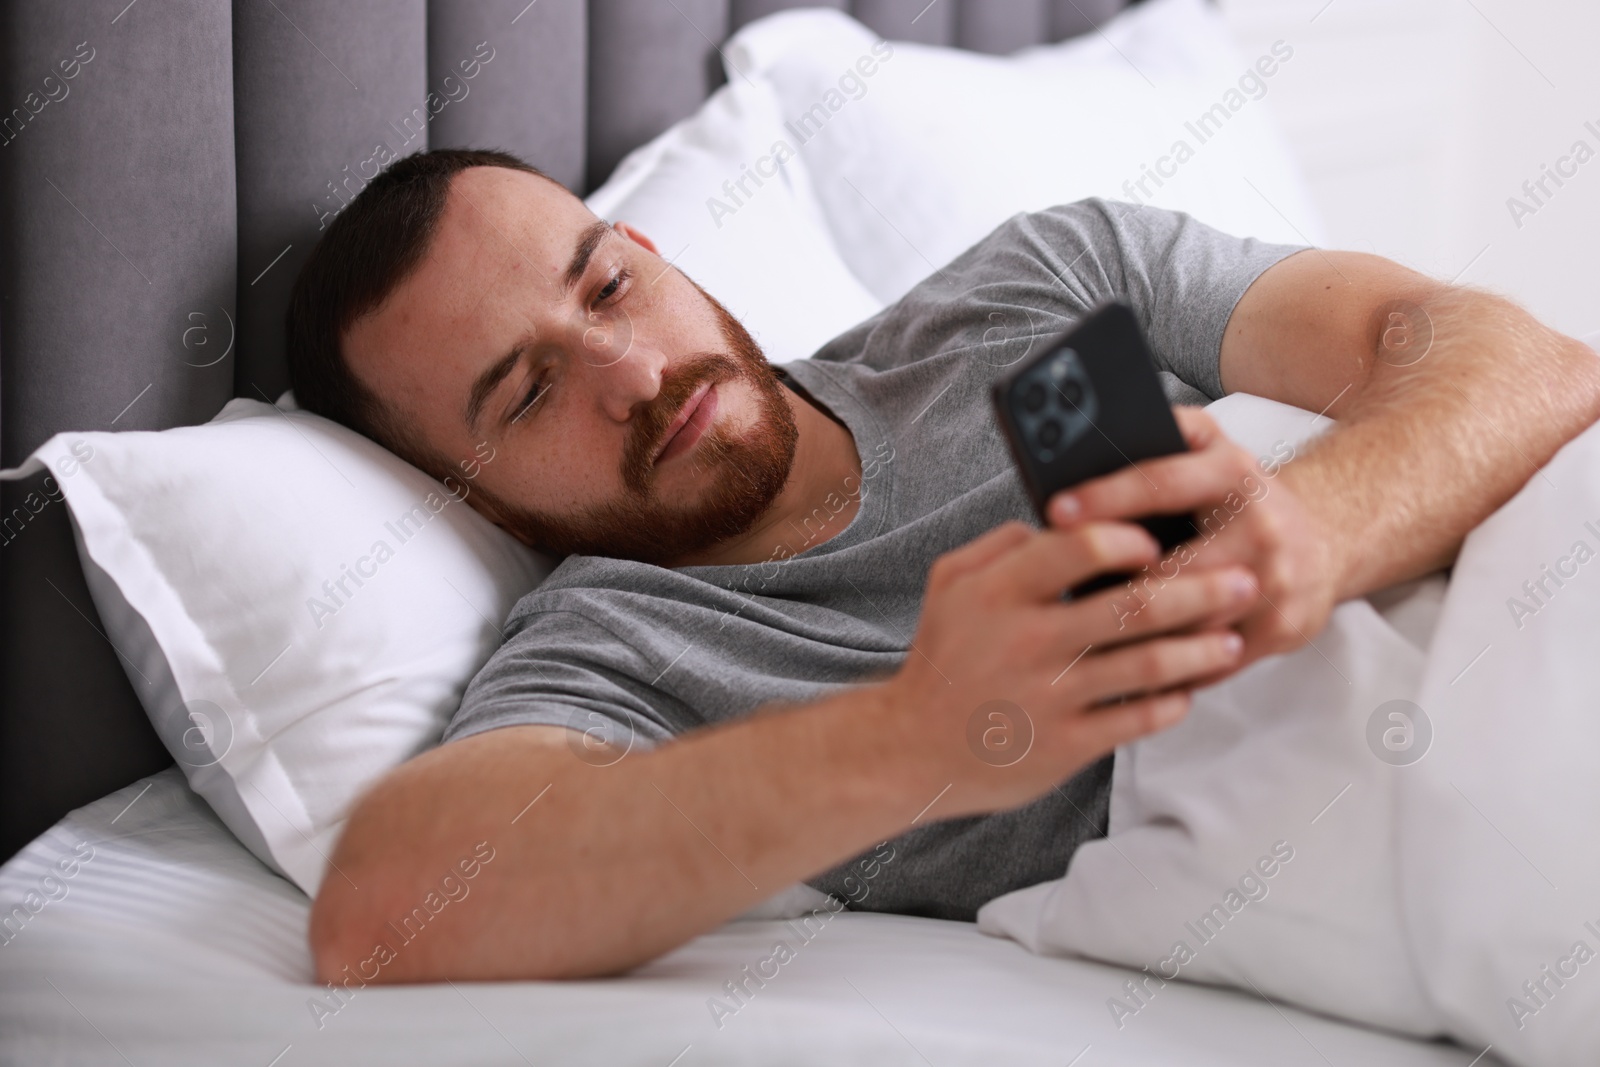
[
  {"xmin": 306, "ymin": 801, "xmax": 601, "ymax": 984},
  {"xmin": 308, "ymin": 850, "xmax": 511, "ymax": 986},
  {"xmin": 309, "ymin": 870, "xmax": 630, "ymax": 985},
  {"xmin": 1510, "ymin": 309, "xmax": 1600, "ymax": 436},
  {"xmin": 308, "ymin": 870, "xmax": 372, "ymax": 986},
  {"xmin": 302, "ymin": 729, "xmax": 668, "ymax": 984},
  {"xmin": 304, "ymin": 772, "xmax": 510, "ymax": 986},
  {"xmin": 1555, "ymin": 333, "xmax": 1600, "ymax": 426},
  {"xmin": 306, "ymin": 826, "xmax": 426, "ymax": 987}
]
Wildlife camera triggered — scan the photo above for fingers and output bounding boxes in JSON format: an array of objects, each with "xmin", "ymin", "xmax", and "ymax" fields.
[
  {"xmin": 1172, "ymin": 405, "xmax": 1224, "ymax": 449},
  {"xmin": 1064, "ymin": 630, "xmax": 1244, "ymax": 707},
  {"xmin": 983, "ymin": 521, "xmax": 1161, "ymax": 604},
  {"xmin": 1055, "ymin": 690, "xmax": 1191, "ymax": 761},
  {"xmin": 1068, "ymin": 565, "xmax": 1258, "ymax": 646},
  {"xmin": 1046, "ymin": 419, "xmax": 1264, "ymax": 529},
  {"xmin": 1056, "ymin": 449, "xmax": 1262, "ymax": 527},
  {"xmin": 1233, "ymin": 597, "xmax": 1319, "ymax": 661},
  {"xmin": 1173, "ymin": 632, "xmax": 1257, "ymax": 691},
  {"xmin": 926, "ymin": 520, "xmax": 1033, "ymax": 593}
]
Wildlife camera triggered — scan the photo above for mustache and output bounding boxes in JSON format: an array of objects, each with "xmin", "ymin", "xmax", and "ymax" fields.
[{"xmin": 621, "ymin": 352, "xmax": 746, "ymax": 494}]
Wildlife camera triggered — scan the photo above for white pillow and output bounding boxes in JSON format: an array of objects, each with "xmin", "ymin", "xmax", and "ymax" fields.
[
  {"xmin": 0, "ymin": 398, "xmax": 551, "ymax": 897},
  {"xmin": 728, "ymin": 0, "xmax": 1326, "ymax": 305},
  {"xmin": 979, "ymin": 394, "xmax": 1600, "ymax": 1066},
  {"xmin": 585, "ymin": 73, "xmax": 883, "ymax": 364}
]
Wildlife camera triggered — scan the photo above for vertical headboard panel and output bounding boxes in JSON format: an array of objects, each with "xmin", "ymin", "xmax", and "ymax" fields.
[
  {"xmin": 1052, "ymin": 0, "xmax": 1130, "ymax": 39},
  {"xmin": 852, "ymin": 0, "xmax": 957, "ymax": 45},
  {"xmin": 0, "ymin": 2, "xmax": 238, "ymax": 454},
  {"xmin": 428, "ymin": 1, "xmax": 588, "ymax": 194},
  {"xmin": 232, "ymin": 0, "xmax": 428, "ymax": 404},
  {"xmin": 586, "ymin": 0, "xmax": 732, "ymax": 193},
  {"xmin": 0, "ymin": 0, "xmax": 1145, "ymax": 865},
  {"xmin": 958, "ymin": 0, "xmax": 1053, "ymax": 54},
  {"xmin": 732, "ymin": 0, "xmax": 848, "ymax": 32},
  {"xmin": 0, "ymin": 0, "xmax": 238, "ymax": 861}
]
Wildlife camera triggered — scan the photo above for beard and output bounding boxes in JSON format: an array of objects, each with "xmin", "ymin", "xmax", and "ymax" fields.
[{"xmin": 475, "ymin": 285, "xmax": 800, "ymax": 566}]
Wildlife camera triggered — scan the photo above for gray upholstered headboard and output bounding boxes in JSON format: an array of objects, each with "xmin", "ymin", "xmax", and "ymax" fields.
[{"xmin": 0, "ymin": 0, "xmax": 1144, "ymax": 864}]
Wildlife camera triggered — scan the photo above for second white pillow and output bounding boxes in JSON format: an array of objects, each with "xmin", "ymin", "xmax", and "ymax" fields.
[{"xmin": 729, "ymin": 0, "xmax": 1325, "ymax": 305}]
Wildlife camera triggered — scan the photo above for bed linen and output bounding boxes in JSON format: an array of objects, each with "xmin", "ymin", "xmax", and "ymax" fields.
[
  {"xmin": 981, "ymin": 397, "xmax": 1600, "ymax": 1066},
  {"xmin": 0, "ymin": 768, "xmax": 1490, "ymax": 1067}
]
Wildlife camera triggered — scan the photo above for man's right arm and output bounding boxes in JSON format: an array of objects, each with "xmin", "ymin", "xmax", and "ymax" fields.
[{"xmin": 310, "ymin": 520, "xmax": 1261, "ymax": 983}]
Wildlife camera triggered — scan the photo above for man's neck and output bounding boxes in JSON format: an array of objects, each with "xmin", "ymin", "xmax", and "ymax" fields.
[{"xmin": 669, "ymin": 381, "xmax": 863, "ymax": 568}]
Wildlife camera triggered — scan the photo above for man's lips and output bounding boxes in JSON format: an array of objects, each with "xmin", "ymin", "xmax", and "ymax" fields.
[{"xmin": 652, "ymin": 380, "xmax": 718, "ymax": 466}]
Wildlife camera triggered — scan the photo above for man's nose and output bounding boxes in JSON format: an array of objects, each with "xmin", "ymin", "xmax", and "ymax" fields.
[{"xmin": 581, "ymin": 333, "xmax": 666, "ymax": 423}]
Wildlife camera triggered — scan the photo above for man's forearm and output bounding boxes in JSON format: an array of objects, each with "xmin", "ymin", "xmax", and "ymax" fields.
[
  {"xmin": 312, "ymin": 684, "xmax": 929, "ymax": 983},
  {"xmin": 1278, "ymin": 285, "xmax": 1600, "ymax": 601}
]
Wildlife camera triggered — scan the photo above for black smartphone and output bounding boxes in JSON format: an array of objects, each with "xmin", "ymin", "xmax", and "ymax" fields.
[{"xmin": 991, "ymin": 301, "xmax": 1198, "ymax": 598}]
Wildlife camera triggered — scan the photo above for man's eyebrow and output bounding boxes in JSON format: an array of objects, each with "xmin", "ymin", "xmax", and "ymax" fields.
[
  {"xmin": 463, "ymin": 220, "xmax": 613, "ymax": 433},
  {"xmin": 563, "ymin": 219, "xmax": 612, "ymax": 295},
  {"xmin": 465, "ymin": 344, "xmax": 525, "ymax": 435}
]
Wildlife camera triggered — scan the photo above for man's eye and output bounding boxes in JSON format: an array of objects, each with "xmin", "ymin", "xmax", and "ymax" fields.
[
  {"xmin": 510, "ymin": 378, "xmax": 545, "ymax": 424},
  {"xmin": 595, "ymin": 268, "xmax": 631, "ymax": 305}
]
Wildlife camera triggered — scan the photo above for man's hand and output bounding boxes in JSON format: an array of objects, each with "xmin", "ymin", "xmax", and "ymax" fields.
[
  {"xmin": 1045, "ymin": 406, "xmax": 1338, "ymax": 671},
  {"xmin": 884, "ymin": 517, "xmax": 1261, "ymax": 818}
]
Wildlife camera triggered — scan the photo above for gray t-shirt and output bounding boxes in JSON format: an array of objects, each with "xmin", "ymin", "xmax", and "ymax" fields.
[{"xmin": 442, "ymin": 199, "xmax": 1304, "ymax": 921}]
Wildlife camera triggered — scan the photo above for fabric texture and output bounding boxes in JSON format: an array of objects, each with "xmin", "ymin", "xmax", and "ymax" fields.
[{"xmin": 442, "ymin": 199, "xmax": 1306, "ymax": 920}]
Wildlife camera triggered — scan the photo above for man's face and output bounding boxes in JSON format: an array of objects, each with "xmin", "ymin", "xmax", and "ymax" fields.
[{"xmin": 343, "ymin": 166, "xmax": 798, "ymax": 565}]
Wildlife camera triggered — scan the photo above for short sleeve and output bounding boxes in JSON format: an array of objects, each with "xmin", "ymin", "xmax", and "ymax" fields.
[
  {"xmin": 808, "ymin": 199, "xmax": 1305, "ymax": 403},
  {"xmin": 1015, "ymin": 200, "xmax": 1308, "ymax": 402},
  {"xmin": 441, "ymin": 608, "xmax": 681, "ymax": 751}
]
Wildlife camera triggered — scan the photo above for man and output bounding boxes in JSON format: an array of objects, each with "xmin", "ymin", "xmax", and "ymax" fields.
[{"xmin": 289, "ymin": 148, "xmax": 1600, "ymax": 984}]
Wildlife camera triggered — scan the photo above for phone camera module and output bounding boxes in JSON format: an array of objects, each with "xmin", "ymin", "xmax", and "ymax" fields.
[
  {"xmin": 1022, "ymin": 382, "xmax": 1047, "ymax": 413},
  {"xmin": 1011, "ymin": 345, "xmax": 1097, "ymax": 464}
]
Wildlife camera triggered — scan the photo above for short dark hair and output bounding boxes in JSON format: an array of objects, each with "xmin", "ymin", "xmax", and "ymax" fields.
[{"xmin": 285, "ymin": 148, "xmax": 563, "ymax": 478}]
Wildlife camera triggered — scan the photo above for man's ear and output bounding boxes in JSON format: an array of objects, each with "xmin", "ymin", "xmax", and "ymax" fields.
[{"xmin": 612, "ymin": 220, "xmax": 658, "ymax": 255}]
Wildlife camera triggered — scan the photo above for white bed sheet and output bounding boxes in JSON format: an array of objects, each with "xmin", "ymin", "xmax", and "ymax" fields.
[{"xmin": 0, "ymin": 770, "xmax": 1495, "ymax": 1066}]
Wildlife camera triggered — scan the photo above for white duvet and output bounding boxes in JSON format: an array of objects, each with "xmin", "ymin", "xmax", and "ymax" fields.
[{"xmin": 980, "ymin": 394, "xmax": 1600, "ymax": 1067}]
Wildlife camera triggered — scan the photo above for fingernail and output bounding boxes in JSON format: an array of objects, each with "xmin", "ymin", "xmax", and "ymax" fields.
[
  {"xmin": 1223, "ymin": 632, "xmax": 1244, "ymax": 656},
  {"xmin": 1229, "ymin": 571, "xmax": 1255, "ymax": 599},
  {"xmin": 1053, "ymin": 493, "xmax": 1080, "ymax": 522}
]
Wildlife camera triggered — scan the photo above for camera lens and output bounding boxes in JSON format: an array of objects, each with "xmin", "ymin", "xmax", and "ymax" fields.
[
  {"xmin": 1057, "ymin": 378, "xmax": 1084, "ymax": 407},
  {"xmin": 1038, "ymin": 418, "xmax": 1062, "ymax": 449},
  {"xmin": 1021, "ymin": 382, "xmax": 1047, "ymax": 412}
]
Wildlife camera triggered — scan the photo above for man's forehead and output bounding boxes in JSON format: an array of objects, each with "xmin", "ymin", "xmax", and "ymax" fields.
[
  {"xmin": 439, "ymin": 166, "xmax": 594, "ymax": 280},
  {"xmin": 365, "ymin": 171, "xmax": 597, "ymax": 341}
]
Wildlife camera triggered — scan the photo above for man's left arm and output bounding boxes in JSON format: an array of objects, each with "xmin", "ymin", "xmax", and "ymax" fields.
[{"xmin": 1053, "ymin": 248, "xmax": 1600, "ymax": 663}]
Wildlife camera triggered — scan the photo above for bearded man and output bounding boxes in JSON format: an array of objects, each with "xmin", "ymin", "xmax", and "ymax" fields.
[{"xmin": 287, "ymin": 149, "xmax": 1600, "ymax": 982}]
